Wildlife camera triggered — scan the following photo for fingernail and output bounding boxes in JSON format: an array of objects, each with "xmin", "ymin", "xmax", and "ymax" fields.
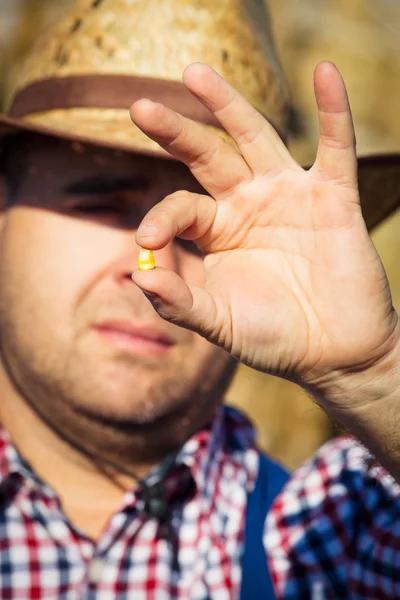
[
  {"xmin": 137, "ymin": 98, "xmax": 154, "ymax": 108},
  {"xmin": 142, "ymin": 290, "xmax": 159, "ymax": 299},
  {"xmin": 137, "ymin": 223, "xmax": 159, "ymax": 237}
]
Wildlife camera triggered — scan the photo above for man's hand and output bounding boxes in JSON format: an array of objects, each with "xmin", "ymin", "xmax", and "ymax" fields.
[{"xmin": 131, "ymin": 62, "xmax": 400, "ymax": 409}]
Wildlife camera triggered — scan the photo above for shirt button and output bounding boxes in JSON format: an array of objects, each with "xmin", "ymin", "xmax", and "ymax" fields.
[
  {"xmin": 88, "ymin": 558, "xmax": 105, "ymax": 584},
  {"xmin": 25, "ymin": 478, "xmax": 36, "ymax": 490}
]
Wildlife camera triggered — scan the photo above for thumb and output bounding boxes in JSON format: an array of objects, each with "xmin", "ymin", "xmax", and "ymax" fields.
[{"xmin": 132, "ymin": 267, "xmax": 219, "ymax": 338}]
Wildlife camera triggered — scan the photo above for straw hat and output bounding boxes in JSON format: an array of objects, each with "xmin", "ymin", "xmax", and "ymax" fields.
[{"xmin": 0, "ymin": 0, "xmax": 398, "ymax": 230}]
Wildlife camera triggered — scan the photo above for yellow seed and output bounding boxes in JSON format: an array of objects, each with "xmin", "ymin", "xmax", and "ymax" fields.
[{"xmin": 138, "ymin": 248, "xmax": 155, "ymax": 270}]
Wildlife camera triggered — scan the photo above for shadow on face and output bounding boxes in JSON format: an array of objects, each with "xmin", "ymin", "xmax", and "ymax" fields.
[
  {"xmin": 0, "ymin": 133, "xmax": 236, "ymax": 439},
  {"xmin": 2, "ymin": 133, "xmax": 204, "ymax": 235}
]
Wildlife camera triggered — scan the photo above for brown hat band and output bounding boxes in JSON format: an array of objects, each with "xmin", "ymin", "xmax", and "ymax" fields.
[{"xmin": 9, "ymin": 74, "xmax": 222, "ymax": 129}]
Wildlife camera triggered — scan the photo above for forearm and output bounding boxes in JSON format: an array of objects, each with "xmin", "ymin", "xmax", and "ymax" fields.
[{"xmin": 310, "ymin": 341, "xmax": 400, "ymax": 483}]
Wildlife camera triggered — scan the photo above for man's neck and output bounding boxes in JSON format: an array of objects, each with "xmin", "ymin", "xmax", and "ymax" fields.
[
  {"xmin": 0, "ymin": 359, "xmax": 225, "ymax": 538},
  {"xmin": 0, "ymin": 385, "xmax": 133, "ymax": 492},
  {"xmin": 0, "ymin": 379, "xmax": 220, "ymax": 535}
]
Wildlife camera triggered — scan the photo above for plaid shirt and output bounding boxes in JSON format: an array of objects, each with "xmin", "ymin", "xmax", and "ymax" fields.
[
  {"xmin": 266, "ymin": 436, "xmax": 400, "ymax": 599},
  {"xmin": 0, "ymin": 406, "xmax": 259, "ymax": 599},
  {"xmin": 1, "ymin": 408, "xmax": 400, "ymax": 599}
]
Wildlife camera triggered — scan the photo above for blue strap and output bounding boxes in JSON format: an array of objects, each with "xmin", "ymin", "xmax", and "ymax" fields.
[{"xmin": 240, "ymin": 453, "xmax": 290, "ymax": 600}]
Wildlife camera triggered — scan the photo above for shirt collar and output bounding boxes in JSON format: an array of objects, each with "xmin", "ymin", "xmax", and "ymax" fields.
[
  {"xmin": 0, "ymin": 422, "xmax": 33, "ymax": 483},
  {"xmin": 0, "ymin": 405, "xmax": 258, "ymax": 502},
  {"xmin": 174, "ymin": 405, "xmax": 258, "ymax": 495},
  {"xmin": 0, "ymin": 422, "xmax": 42, "ymax": 504}
]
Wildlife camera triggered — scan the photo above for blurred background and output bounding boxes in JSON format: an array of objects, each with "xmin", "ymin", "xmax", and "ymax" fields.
[{"xmin": 0, "ymin": 0, "xmax": 399, "ymax": 470}]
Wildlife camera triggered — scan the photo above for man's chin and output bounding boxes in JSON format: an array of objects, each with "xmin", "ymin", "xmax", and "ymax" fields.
[{"xmin": 68, "ymin": 389, "xmax": 188, "ymax": 431}]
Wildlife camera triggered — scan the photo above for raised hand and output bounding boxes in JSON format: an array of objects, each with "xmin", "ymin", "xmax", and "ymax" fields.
[{"xmin": 131, "ymin": 62, "xmax": 399, "ymax": 402}]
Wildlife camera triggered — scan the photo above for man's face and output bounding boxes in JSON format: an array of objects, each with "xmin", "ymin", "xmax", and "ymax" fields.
[{"xmin": 0, "ymin": 137, "xmax": 234, "ymax": 431}]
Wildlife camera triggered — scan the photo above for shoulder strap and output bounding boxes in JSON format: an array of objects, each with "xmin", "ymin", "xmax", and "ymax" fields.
[{"xmin": 240, "ymin": 453, "xmax": 289, "ymax": 600}]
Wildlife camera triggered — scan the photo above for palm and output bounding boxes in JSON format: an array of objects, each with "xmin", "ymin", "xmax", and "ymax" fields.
[
  {"xmin": 132, "ymin": 62, "xmax": 397, "ymax": 388},
  {"xmin": 201, "ymin": 174, "xmax": 391, "ymax": 380}
]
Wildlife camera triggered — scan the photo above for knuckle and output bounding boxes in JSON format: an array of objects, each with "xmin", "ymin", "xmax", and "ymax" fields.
[
  {"xmin": 188, "ymin": 138, "xmax": 223, "ymax": 170},
  {"xmin": 320, "ymin": 133, "xmax": 355, "ymax": 151},
  {"xmin": 163, "ymin": 190, "xmax": 193, "ymax": 206},
  {"xmin": 235, "ymin": 125, "xmax": 263, "ymax": 147},
  {"xmin": 154, "ymin": 191, "xmax": 197, "ymax": 233},
  {"xmin": 167, "ymin": 124, "xmax": 185, "ymax": 149},
  {"xmin": 214, "ymin": 91, "xmax": 236, "ymax": 115}
]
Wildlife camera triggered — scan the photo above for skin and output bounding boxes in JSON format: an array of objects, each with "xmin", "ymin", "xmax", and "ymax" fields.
[
  {"xmin": 1, "ymin": 59, "xmax": 399, "ymax": 542},
  {"xmin": 131, "ymin": 61, "xmax": 400, "ymax": 481},
  {"xmin": 0, "ymin": 137, "xmax": 236, "ymax": 538}
]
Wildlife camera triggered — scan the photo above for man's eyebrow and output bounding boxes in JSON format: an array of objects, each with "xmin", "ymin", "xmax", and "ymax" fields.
[{"xmin": 63, "ymin": 175, "xmax": 151, "ymax": 195}]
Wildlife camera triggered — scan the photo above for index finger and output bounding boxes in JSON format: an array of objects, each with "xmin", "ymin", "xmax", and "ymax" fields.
[{"xmin": 130, "ymin": 98, "xmax": 252, "ymax": 199}]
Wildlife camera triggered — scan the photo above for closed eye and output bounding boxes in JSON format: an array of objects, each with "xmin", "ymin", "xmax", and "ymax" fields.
[{"xmin": 68, "ymin": 197, "xmax": 147, "ymax": 229}]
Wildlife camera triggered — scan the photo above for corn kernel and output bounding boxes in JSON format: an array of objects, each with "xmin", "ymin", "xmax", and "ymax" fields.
[{"xmin": 138, "ymin": 248, "xmax": 155, "ymax": 270}]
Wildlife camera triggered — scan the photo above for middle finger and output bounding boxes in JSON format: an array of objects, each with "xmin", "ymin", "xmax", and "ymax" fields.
[{"xmin": 183, "ymin": 63, "xmax": 297, "ymax": 176}]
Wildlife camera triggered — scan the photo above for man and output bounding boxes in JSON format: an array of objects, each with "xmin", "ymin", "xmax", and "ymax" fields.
[{"xmin": 0, "ymin": 0, "xmax": 400, "ymax": 598}]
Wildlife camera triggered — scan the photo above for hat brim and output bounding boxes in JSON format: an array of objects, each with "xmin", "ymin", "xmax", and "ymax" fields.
[
  {"xmin": 0, "ymin": 113, "xmax": 172, "ymax": 161},
  {"xmin": 0, "ymin": 113, "xmax": 398, "ymax": 231}
]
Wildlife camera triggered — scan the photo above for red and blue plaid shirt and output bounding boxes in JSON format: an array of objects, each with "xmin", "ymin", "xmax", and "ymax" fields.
[
  {"xmin": 0, "ymin": 406, "xmax": 259, "ymax": 599},
  {"xmin": 266, "ymin": 436, "xmax": 400, "ymax": 599},
  {"xmin": 1, "ymin": 405, "xmax": 400, "ymax": 599}
]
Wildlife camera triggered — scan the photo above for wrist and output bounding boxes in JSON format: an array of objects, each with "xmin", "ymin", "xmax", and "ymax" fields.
[
  {"xmin": 305, "ymin": 323, "xmax": 400, "ymax": 413},
  {"xmin": 305, "ymin": 335, "xmax": 400, "ymax": 481}
]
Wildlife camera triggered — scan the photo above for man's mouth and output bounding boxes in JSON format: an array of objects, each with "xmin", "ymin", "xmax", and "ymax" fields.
[{"xmin": 93, "ymin": 321, "xmax": 175, "ymax": 356}]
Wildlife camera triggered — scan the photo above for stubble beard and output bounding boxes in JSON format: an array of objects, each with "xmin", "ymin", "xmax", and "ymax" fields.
[{"xmin": 0, "ymin": 320, "xmax": 237, "ymax": 469}]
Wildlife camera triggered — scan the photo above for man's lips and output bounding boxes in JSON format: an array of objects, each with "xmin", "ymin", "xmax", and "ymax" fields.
[{"xmin": 93, "ymin": 321, "xmax": 175, "ymax": 355}]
